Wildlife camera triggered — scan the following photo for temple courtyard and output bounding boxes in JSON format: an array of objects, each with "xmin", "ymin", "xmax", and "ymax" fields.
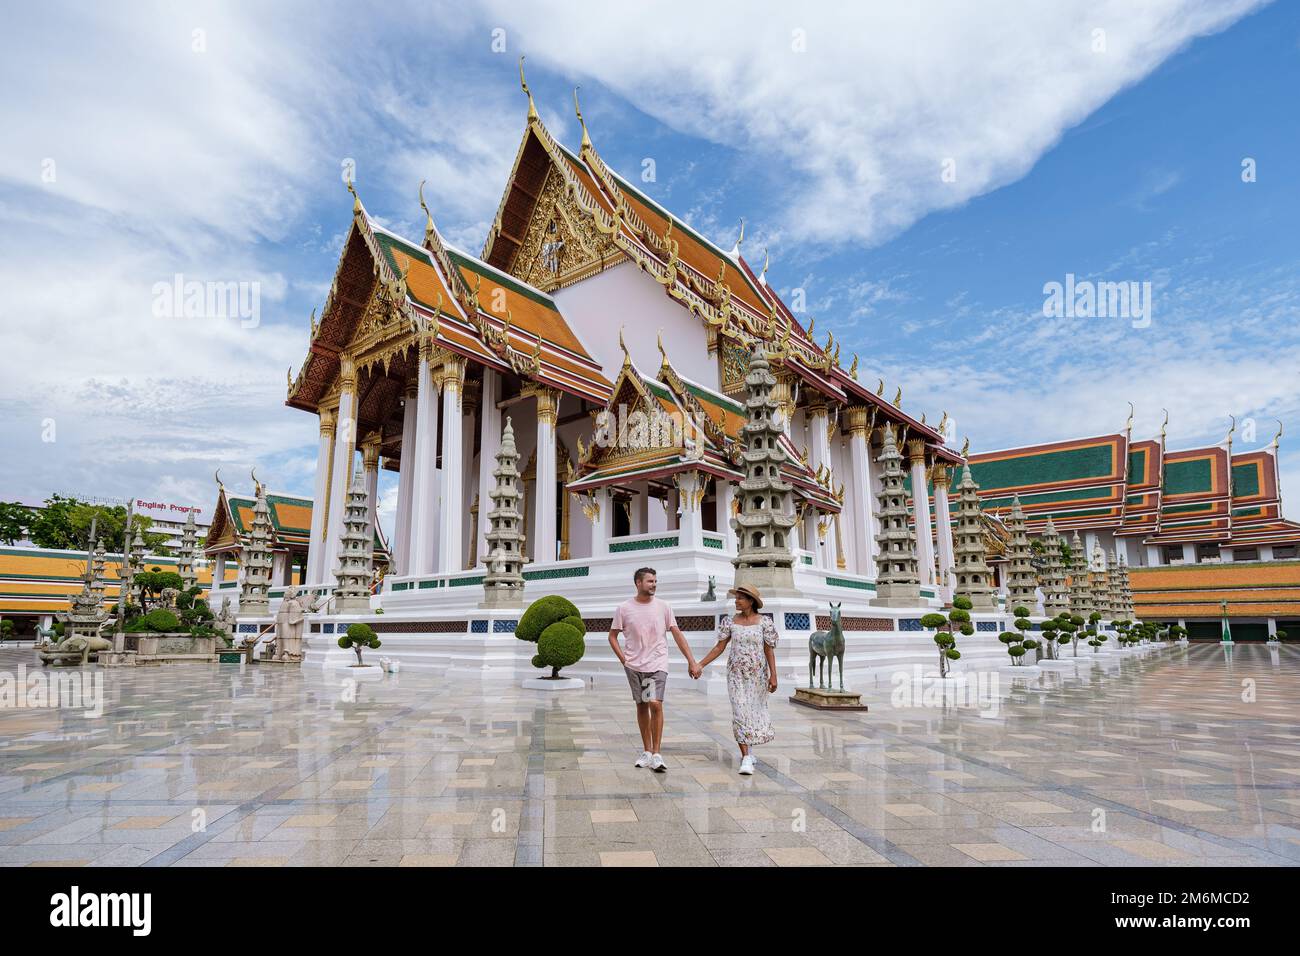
[{"xmin": 0, "ymin": 644, "xmax": 1298, "ymax": 867}]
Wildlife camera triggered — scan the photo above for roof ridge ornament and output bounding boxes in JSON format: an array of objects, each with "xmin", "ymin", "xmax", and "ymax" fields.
[
  {"xmin": 573, "ymin": 87, "xmax": 591, "ymax": 150},
  {"xmin": 1272, "ymin": 419, "xmax": 1283, "ymax": 450},
  {"xmin": 730, "ymin": 218, "xmax": 745, "ymax": 257},
  {"xmin": 519, "ymin": 56, "xmax": 539, "ymax": 123},
  {"xmin": 345, "ymin": 175, "xmax": 361, "ymax": 215},
  {"xmin": 418, "ymin": 179, "xmax": 435, "ymax": 243},
  {"xmin": 619, "ymin": 325, "xmax": 632, "ymax": 368}
]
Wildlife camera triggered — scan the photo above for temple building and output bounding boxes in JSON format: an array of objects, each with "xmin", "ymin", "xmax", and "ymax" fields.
[
  {"xmin": 278, "ymin": 69, "xmax": 964, "ymax": 633},
  {"xmin": 948, "ymin": 416, "xmax": 1300, "ymax": 639}
]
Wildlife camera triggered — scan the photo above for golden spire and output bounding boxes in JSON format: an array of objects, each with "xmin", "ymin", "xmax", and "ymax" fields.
[
  {"xmin": 731, "ymin": 218, "xmax": 745, "ymax": 255},
  {"xmin": 573, "ymin": 87, "xmax": 591, "ymax": 150},
  {"xmin": 251, "ymin": 467, "xmax": 262, "ymax": 496},
  {"xmin": 418, "ymin": 179, "xmax": 434, "ymax": 243},
  {"xmin": 892, "ymin": 386, "xmax": 902, "ymax": 408},
  {"xmin": 1272, "ymin": 419, "xmax": 1283, "ymax": 451},
  {"xmin": 807, "ymin": 315, "xmax": 815, "ymax": 338},
  {"xmin": 214, "ymin": 469, "xmax": 224, "ymax": 492},
  {"xmin": 619, "ymin": 325, "xmax": 631, "ymax": 368},
  {"xmin": 657, "ymin": 328, "xmax": 669, "ymax": 368},
  {"xmin": 876, "ymin": 378, "xmax": 884, "ymax": 397},
  {"xmin": 848, "ymin": 354, "xmax": 858, "ymax": 379},
  {"xmin": 519, "ymin": 55, "xmax": 538, "ymax": 123},
  {"xmin": 346, "ymin": 175, "xmax": 361, "ymax": 214}
]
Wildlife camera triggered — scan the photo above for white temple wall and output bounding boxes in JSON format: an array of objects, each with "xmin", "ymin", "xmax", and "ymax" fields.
[{"xmin": 551, "ymin": 261, "xmax": 715, "ymax": 387}]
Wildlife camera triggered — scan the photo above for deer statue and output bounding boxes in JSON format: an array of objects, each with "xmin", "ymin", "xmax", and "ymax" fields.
[{"xmin": 809, "ymin": 602, "xmax": 846, "ymax": 691}]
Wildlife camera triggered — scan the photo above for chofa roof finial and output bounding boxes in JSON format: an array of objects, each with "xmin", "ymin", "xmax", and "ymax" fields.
[
  {"xmin": 518, "ymin": 55, "xmax": 538, "ymax": 123},
  {"xmin": 573, "ymin": 87, "xmax": 591, "ymax": 150}
]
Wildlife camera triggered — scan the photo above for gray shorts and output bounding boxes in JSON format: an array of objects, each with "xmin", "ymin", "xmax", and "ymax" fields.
[{"xmin": 625, "ymin": 666, "xmax": 667, "ymax": 703}]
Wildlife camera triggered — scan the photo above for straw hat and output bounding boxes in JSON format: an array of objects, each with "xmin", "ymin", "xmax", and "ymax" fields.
[{"xmin": 726, "ymin": 584, "xmax": 763, "ymax": 610}]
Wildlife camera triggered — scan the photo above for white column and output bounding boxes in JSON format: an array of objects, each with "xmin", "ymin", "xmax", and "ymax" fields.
[
  {"xmin": 717, "ymin": 480, "xmax": 736, "ymax": 554},
  {"xmin": 1145, "ymin": 545, "xmax": 1162, "ymax": 567},
  {"xmin": 461, "ymin": 388, "xmax": 478, "ymax": 569},
  {"xmin": 305, "ymin": 408, "xmax": 334, "ymax": 584},
  {"xmin": 1259, "ymin": 545, "xmax": 1274, "ymax": 561},
  {"xmin": 933, "ymin": 465, "xmax": 956, "ymax": 589},
  {"xmin": 845, "ymin": 407, "xmax": 875, "ymax": 576},
  {"xmin": 213, "ymin": 552, "xmax": 227, "ymax": 585},
  {"xmin": 676, "ymin": 472, "xmax": 705, "ymax": 550},
  {"xmin": 1182, "ymin": 543, "xmax": 1196, "ymax": 564},
  {"xmin": 590, "ymin": 487, "xmax": 610, "ymax": 557},
  {"xmin": 476, "ymin": 371, "xmax": 501, "ymax": 568},
  {"xmin": 438, "ymin": 357, "xmax": 466, "ymax": 573},
  {"xmin": 532, "ymin": 386, "xmax": 559, "ymax": 563},
  {"xmin": 907, "ymin": 440, "xmax": 936, "ymax": 587},
  {"xmin": 323, "ymin": 359, "xmax": 358, "ymax": 583},
  {"xmin": 362, "ymin": 438, "xmax": 380, "ymax": 559},
  {"xmin": 410, "ymin": 346, "xmax": 440, "ymax": 576},
  {"xmin": 271, "ymin": 551, "xmax": 288, "ymax": 586},
  {"xmin": 806, "ymin": 404, "xmax": 835, "ymax": 570},
  {"xmin": 393, "ymin": 383, "xmax": 417, "ymax": 575}
]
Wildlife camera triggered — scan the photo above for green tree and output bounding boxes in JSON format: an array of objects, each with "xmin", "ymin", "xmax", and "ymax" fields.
[
  {"xmin": 922, "ymin": 595, "xmax": 973, "ymax": 679},
  {"xmin": 134, "ymin": 568, "xmax": 184, "ymax": 612},
  {"xmin": 27, "ymin": 496, "xmax": 170, "ymax": 553},
  {"xmin": 338, "ymin": 622, "xmax": 382, "ymax": 665},
  {"xmin": 0, "ymin": 501, "xmax": 33, "ymax": 544}
]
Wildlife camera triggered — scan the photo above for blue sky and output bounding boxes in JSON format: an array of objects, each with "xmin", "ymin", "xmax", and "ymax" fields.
[{"xmin": 1, "ymin": 0, "xmax": 1296, "ymax": 531}]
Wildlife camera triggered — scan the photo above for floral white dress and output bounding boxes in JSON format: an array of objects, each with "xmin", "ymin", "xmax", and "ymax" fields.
[{"xmin": 720, "ymin": 615, "xmax": 779, "ymax": 746}]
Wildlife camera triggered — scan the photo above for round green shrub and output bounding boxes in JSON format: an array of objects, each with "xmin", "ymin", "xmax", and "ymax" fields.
[
  {"xmin": 344, "ymin": 622, "xmax": 381, "ymax": 648},
  {"xmin": 952, "ymin": 595, "xmax": 973, "ymax": 611},
  {"xmin": 561, "ymin": 615, "xmax": 585, "ymax": 633},
  {"xmin": 1008, "ymin": 645, "xmax": 1025, "ymax": 658},
  {"xmin": 128, "ymin": 608, "xmax": 181, "ymax": 633},
  {"xmin": 517, "ymin": 595, "xmax": 580, "ymax": 644},
  {"xmin": 946, "ymin": 649, "xmax": 961, "ymax": 660},
  {"xmin": 535, "ymin": 621, "xmax": 585, "ymax": 675},
  {"xmin": 920, "ymin": 613, "xmax": 947, "ymax": 630}
]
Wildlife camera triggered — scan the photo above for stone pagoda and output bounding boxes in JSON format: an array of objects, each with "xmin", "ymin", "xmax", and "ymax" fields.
[
  {"xmin": 89, "ymin": 538, "xmax": 108, "ymax": 608},
  {"xmin": 1068, "ymin": 530, "xmax": 1092, "ymax": 618},
  {"xmin": 951, "ymin": 463, "xmax": 997, "ymax": 611},
  {"xmin": 481, "ymin": 416, "xmax": 525, "ymax": 608},
  {"xmin": 1089, "ymin": 544, "xmax": 1111, "ymax": 620},
  {"xmin": 731, "ymin": 349, "xmax": 797, "ymax": 594},
  {"xmin": 176, "ymin": 510, "xmax": 199, "ymax": 593},
  {"xmin": 1106, "ymin": 549, "xmax": 1125, "ymax": 620},
  {"xmin": 1038, "ymin": 517, "xmax": 1070, "ymax": 617},
  {"xmin": 869, "ymin": 424, "xmax": 921, "ymax": 607},
  {"xmin": 1117, "ymin": 555, "xmax": 1135, "ymax": 618},
  {"xmin": 239, "ymin": 481, "xmax": 273, "ymax": 616},
  {"xmin": 1004, "ymin": 495, "xmax": 1038, "ymax": 613},
  {"xmin": 333, "ymin": 467, "xmax": 375, "ymax": 613}
]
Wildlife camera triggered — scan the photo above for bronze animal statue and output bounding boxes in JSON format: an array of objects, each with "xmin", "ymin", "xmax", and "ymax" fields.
[{"xmin": 809, "ymin": 602, "xmax": 845, "ymax": 690}]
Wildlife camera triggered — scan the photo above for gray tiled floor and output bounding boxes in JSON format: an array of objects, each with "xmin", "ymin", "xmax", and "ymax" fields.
[{"xmin": 1, "ymin": 644, "xmax": 1297, "ymax": 866}]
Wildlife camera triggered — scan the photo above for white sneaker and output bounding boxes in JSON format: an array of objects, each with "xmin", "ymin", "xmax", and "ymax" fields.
[
  {"xmin": 738, "ymin": 755, "xmax": 755, "ymax": 775},
  {"xmin": 650, "ymin": 753, "xmax": 667, "ymax": 773},
  {"xmin": 634, "ymin": 751, "xmax": 652, "ymax": 769}
]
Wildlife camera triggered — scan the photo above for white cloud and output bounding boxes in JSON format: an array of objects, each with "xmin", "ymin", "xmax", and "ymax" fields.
[{"xmin": 481, "ymin": 0, "xmax": 1266, "ymax": 246}]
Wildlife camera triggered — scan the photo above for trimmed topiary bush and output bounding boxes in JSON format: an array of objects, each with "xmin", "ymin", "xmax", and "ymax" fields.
[
  {"xmin": 517, "ymin": 595, "xmax": 580, "ymax": 644},
  {"xmin": 338, "ymin": 622, "xmax": 381, "ymax": 666},
  {"xmin": 126, "ymin": 608, "xmax": 181, "ymax": 633},
  {"xmin": 517, "ymin": 596, "xmax": 586, "ymax": 677},
  {"xmin": 536, "ymin": 621, "xmax": 585, "ymax": 677}
]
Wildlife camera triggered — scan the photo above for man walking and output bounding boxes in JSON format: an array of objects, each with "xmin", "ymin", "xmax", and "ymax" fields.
[{"xmin": 608, "ymin": 567, "xmax": 699, "ymax": 773}]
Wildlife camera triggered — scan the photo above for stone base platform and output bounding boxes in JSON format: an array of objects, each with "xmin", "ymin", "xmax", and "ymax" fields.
[{"xmin": 789, "ymin": 687, "xmax": 869, "ymax": 711}]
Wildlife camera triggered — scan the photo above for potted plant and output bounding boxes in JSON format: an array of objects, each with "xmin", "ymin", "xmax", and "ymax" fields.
[
  {"xmin": 517, "ymin": 595, "xmax": 586, "ymax": 686},
  {"xmin": 921, "ymin": 595, "xmax": 972, "ymax": 679},
  {"xmin": 338, "ymin": 622, "xmax": 382, "ymax": 667}
]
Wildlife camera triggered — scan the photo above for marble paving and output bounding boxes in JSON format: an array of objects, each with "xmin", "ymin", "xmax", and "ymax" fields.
[{"xmin": 1, "ymin": 644, "xmax": 1298, "ymax": 867}]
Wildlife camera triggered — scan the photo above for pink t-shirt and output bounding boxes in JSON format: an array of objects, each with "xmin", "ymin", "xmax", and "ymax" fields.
[{"xmin": 612, "ymin": 597, "xmax": 677, "ymax": 673}]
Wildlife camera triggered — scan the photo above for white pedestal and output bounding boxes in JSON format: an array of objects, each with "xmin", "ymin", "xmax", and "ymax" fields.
[
  {"xmin": 328, "ymin": 663, "xmax": 384, "ymax": 681},
  {"xmin": 522, "ymin": 676, "xmax": 585, "ymax": 692}
]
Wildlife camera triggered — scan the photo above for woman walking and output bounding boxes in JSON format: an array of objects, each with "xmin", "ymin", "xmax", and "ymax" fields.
[{"xmin": 694, "ymin": 584, "xmax": 778, "ymax": 774}]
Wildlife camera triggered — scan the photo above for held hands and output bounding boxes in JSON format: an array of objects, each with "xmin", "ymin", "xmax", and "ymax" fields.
[{"xmin": 688, "ymin": 662, "xmax": 703, "ymax": 679}]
